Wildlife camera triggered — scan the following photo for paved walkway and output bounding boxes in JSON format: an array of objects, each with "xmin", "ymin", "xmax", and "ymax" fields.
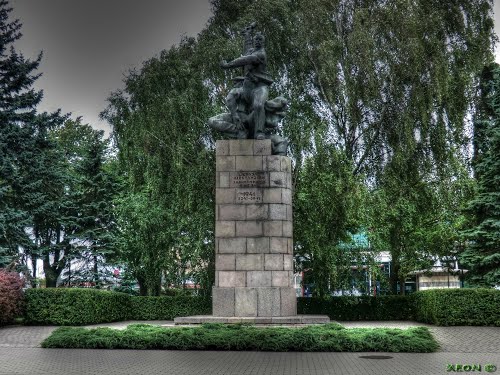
[{"xmin": 0, "ymin": 321, "xmax": 499, "ymax": 375}]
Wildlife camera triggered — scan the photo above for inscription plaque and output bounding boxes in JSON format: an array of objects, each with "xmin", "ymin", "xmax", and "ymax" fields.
[
  {"xmin": 231, "ymin": 172, "xmax": 267, "ymax": 188},
  {"xmin": 236, "ymin": 190, "xmax": 263, "ymax": 203}
]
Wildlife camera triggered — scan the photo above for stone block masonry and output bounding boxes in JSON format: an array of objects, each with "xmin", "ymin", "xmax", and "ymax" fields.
[{"xmin": 213, "ymin": 139, "xmax": 296, "ymax": 317}]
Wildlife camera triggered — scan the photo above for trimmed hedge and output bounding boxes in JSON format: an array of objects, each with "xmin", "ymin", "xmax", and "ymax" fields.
[
  {"xmin": 24, "ymin": 288, "xmax": 212, "ymax": 325},
  {"xmin": 412, "ymin": 288, "xmax": 500, "ymax": 326},
  {"xmin": 297, "ymin": 296, "xmax": 414, "ymax": 321},
  {"xmin": 24, "ymin": 288, "xmax": 131, "ymax": 325},
  {"xmin": 129, "ymin": 296, "xmax": 211, "ymax": 320}
]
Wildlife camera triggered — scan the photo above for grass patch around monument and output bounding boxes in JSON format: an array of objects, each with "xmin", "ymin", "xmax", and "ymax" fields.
[{"xmin": 41, "ymin": 323, "xmax": 439, "ymax": 352}]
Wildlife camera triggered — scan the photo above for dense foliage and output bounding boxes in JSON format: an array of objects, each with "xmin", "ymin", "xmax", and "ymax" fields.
[
  {"xmin": 129, "ymin": 295, "xmax": 211, "ymax": 320},
  {"xmin": 0, "ymin": 269, "xmax": 24, "ymax": 325},
  {"xmin": 24, "ymin": 288, "xmax": 130, "ymax": 325},
  {"xmin": 1, "ymin": 0, "xmax": 497, "ymax": 294},
  {"xmin": 461, "ymin": 63, "xmax": 500, "ymax": 287},
  {"xmin": 41, "ymin": 323, "xmax": 439, "ymax": 352},
  {"xmin": 297, "ymin": 295, "xmax": 414, "ymax": 321},
  {"xmin": 412, "ymin": 288, "xmax": 500, "ymax": 326},
  {"xmin": 102, "ymin": 0, "xmax": 495, "ymax": 295}
]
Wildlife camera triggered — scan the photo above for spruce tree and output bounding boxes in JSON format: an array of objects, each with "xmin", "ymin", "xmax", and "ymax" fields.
[
  {"xmin": 461, "ymin": 64, "xmax": 500, "ymax": 287},
  {"xmin": 0, "ymin": 0, "xmax": 43, "ymax": 265}
]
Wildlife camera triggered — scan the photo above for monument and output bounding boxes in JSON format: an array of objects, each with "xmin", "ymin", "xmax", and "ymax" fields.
[{"xmin": 175, "ymin": 23, "xmax": 329, "ymax": 324}]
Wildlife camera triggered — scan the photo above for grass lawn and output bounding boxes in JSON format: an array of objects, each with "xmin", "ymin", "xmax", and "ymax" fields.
[{"xmin": 41, "ymin": 323, "xmax": 439, "ymax": 352}]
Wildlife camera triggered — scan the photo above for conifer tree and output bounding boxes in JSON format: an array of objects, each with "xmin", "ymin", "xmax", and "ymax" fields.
[
  {"xmin": 461, "ymin": 64, "xmax": 500, "ymax": 287},
  {"xmin": 0, "ymin": 0, "xmax": 43, "ymax": 265}
]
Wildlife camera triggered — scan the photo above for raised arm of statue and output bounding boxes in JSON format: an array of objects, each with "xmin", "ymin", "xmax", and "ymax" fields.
[{"xmin": 220, "ymin": 52, "xmax": 264, "ymax": 70}]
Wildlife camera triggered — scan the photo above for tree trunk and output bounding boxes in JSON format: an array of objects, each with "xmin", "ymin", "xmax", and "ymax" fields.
[
  {"xmin": 399, "ymin": 276, "xmax": 406, "ymax": 296},
  {"xmin": 43, "ymin": 255, "xmax": 62, "ymax": 288}
]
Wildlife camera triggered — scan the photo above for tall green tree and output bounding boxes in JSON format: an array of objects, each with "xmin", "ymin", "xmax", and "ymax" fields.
[
  {"xmin": 0, "ymin": 0, "xmax": 43, "ymax": 265},
  {"xmin": 102, "ymin": 39, "xmax": 216, "ymax": 295},
  {"xmin": 103, "ymin": 0, "xmax": 495, "ymax": 295},
  {"xmin": 54, "ymin": 118, "xmax": 119, "ymax": 287},
  {"xmin": 461, "ymin": 63, "xmax": 500, "ymax": 287}
]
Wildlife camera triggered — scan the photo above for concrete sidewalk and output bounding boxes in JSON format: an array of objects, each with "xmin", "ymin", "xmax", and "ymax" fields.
[{"xmin": 0, "ymin": 321, "xmax": 498, "ymax": 375}]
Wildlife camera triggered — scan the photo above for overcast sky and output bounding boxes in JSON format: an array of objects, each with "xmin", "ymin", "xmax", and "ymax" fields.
[
  {"xmin": 10, "ymin": 0, "xmax": 212, "ymax": 134},
  {"xmin": 9, "ymin": 1, "xmax": 500, "ymax": 135}
]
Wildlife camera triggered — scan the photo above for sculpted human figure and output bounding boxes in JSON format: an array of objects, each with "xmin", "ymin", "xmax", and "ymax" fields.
[
  {"xmin": 221, "ymin": 32, "xmax": 272, "ymax": 140},
  {"xmin": 209, "ymin": 23, "xmax": 289, "ymax": 155}
]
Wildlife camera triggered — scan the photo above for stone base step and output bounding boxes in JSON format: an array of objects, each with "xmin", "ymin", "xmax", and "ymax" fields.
[{"xmin": 173, "ymin": 315, "xmax": 330, "ymax": 325}]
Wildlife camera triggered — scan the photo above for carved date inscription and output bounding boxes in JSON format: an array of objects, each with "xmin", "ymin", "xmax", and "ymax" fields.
[
  {"xmin": 237, "ymin": 190, "xmax": 263, "ymax": 203},
  {"xmin": 231, "ymin": 172, "xmax": 267, "ymax": 188}
]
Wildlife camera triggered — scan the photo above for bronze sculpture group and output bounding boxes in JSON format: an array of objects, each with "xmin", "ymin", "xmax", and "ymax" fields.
[{"xmin": 208, "ymin": 23, "xmax": 289, "ymax": 155}]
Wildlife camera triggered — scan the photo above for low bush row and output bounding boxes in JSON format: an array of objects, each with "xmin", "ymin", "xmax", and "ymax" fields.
[
  {"xmin": 24, "ymin": 288, "xmax": 131, "ymax": 325},
  {"xmin": 41, "ymin": 323, "xmax": 439, "ymax": 352},
  {"xmin": 23, "ymin": 288, "xmax": 212, "ymax": 325},
  {"xmin": 412, "ymin": 288, "xmax": 500, "ymax": 326},
  {"xmin": 21, "ymin": 287, "xmax": 500, "ymax": 326},
  {"xmin": 297, "ymin": 295, "xmax": 414, "ymax": 320}
]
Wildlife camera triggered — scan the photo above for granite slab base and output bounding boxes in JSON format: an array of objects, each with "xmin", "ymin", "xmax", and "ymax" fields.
[{"xmin": 173, "ymin": 315, "xmax": 330, "ymax": 325}]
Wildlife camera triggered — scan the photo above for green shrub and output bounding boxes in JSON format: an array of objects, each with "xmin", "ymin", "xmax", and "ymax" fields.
[
  {"xmin": 41, "ymin": 323, "xmax": 439, "ymax": 352},
  {"xmin": 24, "ymin": 288, "xmax": 131, "ymax": 325},
  {"xmin": 298, "ymin": 296, "xmax": 414, "ymax": 320},
  {"xmin": 0, "ymin": 270, "xmax": 24, "ymax": 326},
  {"xmin": 412, "ymin": 288, "xmax": 500, "ymax": 326},
  {"xmin": 129, "ymin": 295, "xmax": 211, "ymax": 320}
]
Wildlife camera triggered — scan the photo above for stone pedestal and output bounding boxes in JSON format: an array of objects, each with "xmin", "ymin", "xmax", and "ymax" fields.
[
  {"xmin": 174, "ymin": 139, "xmax": 329, "ymax": 324},
  {"xmin": 213, "ymin": 139, "xmax": 296, "ymax": 317}
]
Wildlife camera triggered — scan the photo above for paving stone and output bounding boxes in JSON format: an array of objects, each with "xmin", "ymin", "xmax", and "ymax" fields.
[
  {"xmin": 283, "ymin": 255, "xmax": 293, "ymax": 271},
  {"xmin": 269, "ymin": 172, "xmax": 287, "ymax": 188},
  {"xmin": 215, "ymin": 188, "xmax": 235, "ymax": 204},
  {"xmin": 263, "ymin": 221, "xmax": 283, "ymax": 236},
  {"xmin": 218, "ymin": 238, "xmax": 246, "ymax": 253},
  {"xmin": 236, "ymin": 221, "xmax": 263, "ymax": 237},
  {"xmin": 219, "ymin": 205, "xmax": 246, "ymax": 220},
  {"xmin": 246, "ymin": 237, "xmax": 270, "ymax": 253},
  {"xmin": 280, "ymin": 286, "xmax": 297, "ymax": 315},
  {"xmin": 253, "ymin": 139, "xmax": 272, "ymax": 155},
  {"xmin": 269, "ymin": 204, "xmax": 287, "ymax": 220},
  {"xmin": 282, "ymin": 188, "xmax": 292, "ymax": 205},
  {"xmin": 286, "ymin": 172, "xmax": 293, "ymax": 189},
  {"xmin": 258, "ymin": 287, "xmax": 281, "ymax": 316},
  {"xmin": 212, "ymin": 287, "xmax": 235, "ymax": 316},
  {"xmin": 272, "ymin": 271, "xmax": 291, "ymax": 287},
  {"xmin": 236, "ymin": 254, "xmax": 263, "ymax": 271},
  {"xmin": 229, "ymin": 140, "xmax": 255, "ymax": 156},
  {"xmin": 215, "ymin": 254, "xmax": 235, "ymax": 270},
  {"xmin": 270, "ymin": 237, "xmax": 288, "ymax": 253},
  {"xmin": 282, "ymin": 221, "xmax": 293, "ymax": 237},
  {"xmin": 287, "ymin": 238, "xmax": 294, "ymax": 254},
  {"xmin": 215, "ymin": 221, "xmax": 235, "ymax": 237},
  {"xmin": 219, "ymin": 172, "xmax": 230, "ymax": 188},
  {"xmin": 2, "ymin": 323, "xmax": 500, "ymax": 375},
  {"xmin": 263, "ymin": 188, "xmax": 282, "ymax": 203},
  {"xmin": 235, "ymin": 288, "xmax": 257, "ymax": 316},
  {"xmin": 286, "ymin": 204, "xmax": 293, "ymax": 221},
  {"xmin": 265, "ymin": 155, "xmax": 281, "ymax": 171},
  {"xmin": 247, "ymin": 271, "xmax": 272, "ymax": 287},
  {"xmin": 216, "ymin": 156, "xmax": 235, "ymax": 171},
  {"xmin": 235, "ymin": 156, "xmax": 263, "ymax": 171},
  {"xmin": 281, "ymin": 157, "xmax": 292, "ymax": 172},
  {"xmin": 246, "ymin": 204, "xmax": 269, "ymax": 220},
  {"xmin": 218, "ymin": 271, "xmax": 246, "ymax": 287},
  {"xmin": 215, "ymin": 140, "xmax": 230, "ymax": 156},
  {"xmin": 265, "ymin": 254, "xmax": 283, "ymax": 270}
]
